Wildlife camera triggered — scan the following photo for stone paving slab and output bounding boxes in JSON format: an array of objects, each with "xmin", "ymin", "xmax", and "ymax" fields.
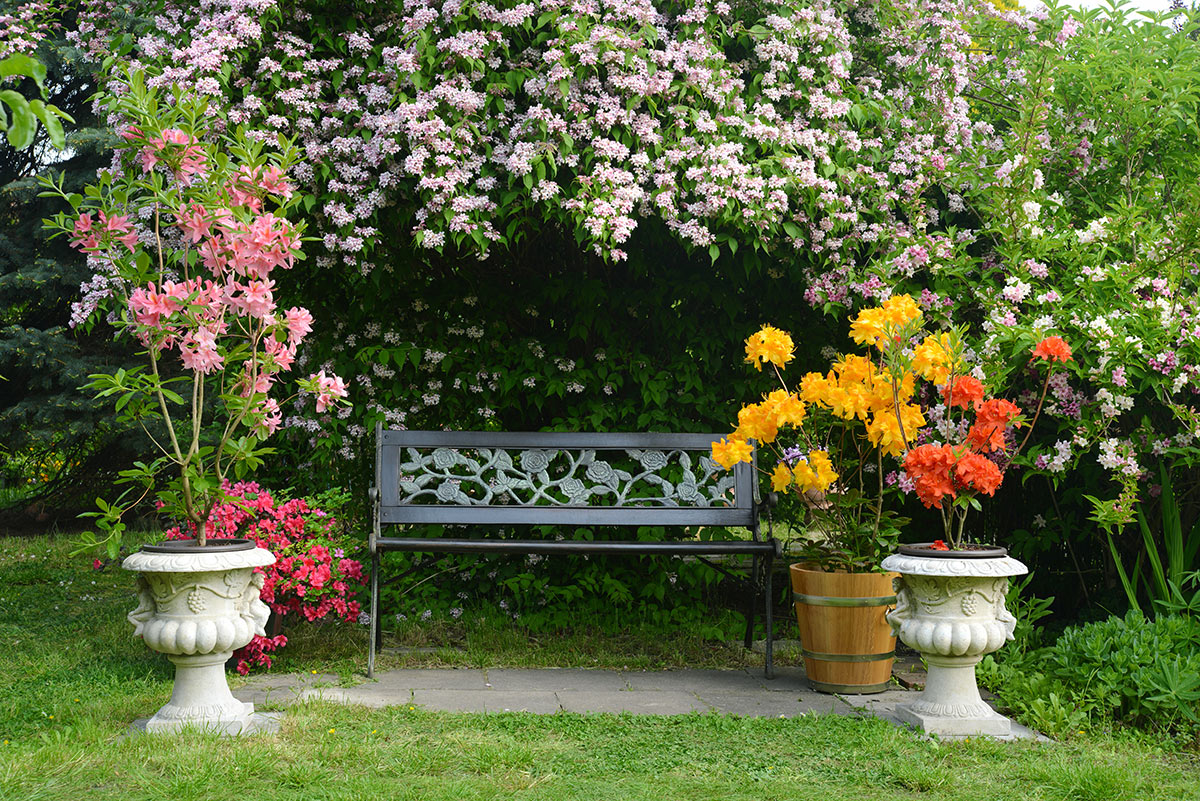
[
  {"xmin": 554, "ymin": 689, "xmax": 708, "ymax": 715},
  {"xmin": 619, "ymin": 668, "xmax": 765, "ymax": 693},
  {"xmin": 235, "ymin": 666, "xmax": 1045, "ymax": 739},
  {"xmin": 368, "ymin": 667, "xmax": 491, "ymax": 691},
  {"xmin": 695, "ymin": 692, "xmax": 854, "ymax": 718},
  {"xmin": 486, "ymin": 668, "xmax": 629, "ymax": 692},
  {"xmin": 412, "ymin": 689, "xmax": 564, "ymax": 714}
]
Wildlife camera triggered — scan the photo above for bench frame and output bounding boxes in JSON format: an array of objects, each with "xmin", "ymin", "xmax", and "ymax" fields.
[{"xmin": 369, "ymin": 426, "xmax": 780, "ymax": 678}]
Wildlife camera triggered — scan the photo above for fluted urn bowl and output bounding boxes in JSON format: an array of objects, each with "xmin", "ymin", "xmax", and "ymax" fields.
[
  {"xmin": 880, "ymin": 547, "xmax": 1027, "ymax": 737},
  {"xmin": 123, "ymin": 539, "xmax": 275, "ymax": 734}
]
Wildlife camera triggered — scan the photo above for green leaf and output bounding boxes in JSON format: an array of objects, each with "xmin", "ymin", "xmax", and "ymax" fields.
[
  {"xmin": 0, "ymin": 89, "xmax": 36, "ymax": 149},
  {"xmin": 0, "ymin": 53, "xmax": 45, "ymax": 87}
]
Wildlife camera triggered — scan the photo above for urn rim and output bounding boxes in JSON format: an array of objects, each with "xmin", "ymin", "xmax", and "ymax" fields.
[
  {"xmin": 898, "ymin": 543, "xmax": 1008, "ymax": 559},
  {"xmin": 141, "ymin": 538, "xmax": 257, "ymax": 554}
]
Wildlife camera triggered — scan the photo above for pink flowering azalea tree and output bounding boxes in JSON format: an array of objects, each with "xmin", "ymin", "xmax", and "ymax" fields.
[{"xmin": 42, "ymin": 69, "xmax": 348, "ymax": 555}]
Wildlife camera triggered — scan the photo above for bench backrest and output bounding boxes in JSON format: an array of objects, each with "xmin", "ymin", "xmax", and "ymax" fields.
[{"xmin": 374, "ymin": 427, "xmax": 758, "ymax": 528}]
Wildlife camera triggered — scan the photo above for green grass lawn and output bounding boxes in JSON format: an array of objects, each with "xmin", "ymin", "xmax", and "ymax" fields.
[{"xmin": 2, "ymin": 534, "xmax": 1198, "ymax": 801}]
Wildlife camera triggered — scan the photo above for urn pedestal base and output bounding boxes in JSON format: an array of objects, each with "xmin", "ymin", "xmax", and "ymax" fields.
[
  {"xmin": 892, "ymin": 655, "xmax": 1012, "ymax": 737},
  {"xmin": 143, "ymin": 651, "xmax": 258, "ymax": 735}
]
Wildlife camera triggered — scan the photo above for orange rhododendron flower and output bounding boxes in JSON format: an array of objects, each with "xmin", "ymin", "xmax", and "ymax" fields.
[
  {"xmin": 966, "ymin": 398, "xmax": 1021, "ymax": 453},
  {"xmin": 1031, "ymin": 336, "xmax": 1072, "ymax": 363},
  {"xmin": 942, "ymin": 375, "xmax": 985, "ymax": 409},
  {"xmin": 953, "ymin": 452, "xmax": 1003, "ymax": 496},
  {"xmin": 903, "ymin": 443, "xmax": 959, "ymax": 509},
  {"xmin": 744, "ymin": 325, "xmax": 795, "ymax": 371},
  {"xmin": 711, "ymin": 437, "xmax": 753, "ymax": 469}
]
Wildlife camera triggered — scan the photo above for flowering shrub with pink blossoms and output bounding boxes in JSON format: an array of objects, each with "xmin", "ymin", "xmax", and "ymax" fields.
[
  {"xmin": 164, "ymin": 482, "xmax": 365, "ymax": 673},
  {"xmin": 41, "ymin": 71, "xmax": 348, "ymax": 554},
  {"xmin": 65, "ymin": 0, "xmax": 1049, "ymax": 269},
  {"xmin": 57, "ymin": 0, "xmax": 1084, "ymax": 494}
]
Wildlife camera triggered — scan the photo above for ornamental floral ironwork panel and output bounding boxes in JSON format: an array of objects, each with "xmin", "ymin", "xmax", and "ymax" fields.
[{"xmin": 396, "ymin": 447, "xmax": 737, "ymax": 507}]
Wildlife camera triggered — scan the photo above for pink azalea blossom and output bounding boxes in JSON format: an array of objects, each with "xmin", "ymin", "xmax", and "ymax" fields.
[
  {"xmin": 176, "ymin": 203, "xmax": 213, "ymax": 243},
  {"xmin": 128, "ymin": 283, "xmax": 183, "ymax": 327},
  {"xmin": 311, "ymin": 369, "xmax": 349, "ymax": 412},
  {"xmin": 283, "ymin": 306, "xmax": 313, "ymax": 344}
]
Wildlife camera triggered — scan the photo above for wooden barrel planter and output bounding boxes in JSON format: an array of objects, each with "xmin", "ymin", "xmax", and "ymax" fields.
[{"xmin": 790, "ymin": 563, "xmax": 899, "ymax": 694}]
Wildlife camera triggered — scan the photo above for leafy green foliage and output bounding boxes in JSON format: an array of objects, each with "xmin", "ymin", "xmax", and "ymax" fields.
[
  {"xmin": 0, "ymin": 38, "xmax": 136, "ymax": 522},
  {"xmin": 980, "ymin": 610, "xmax": 1200, "ymax": 741},
  {"xmin": 0, "ymin": 53, "xmax": 73, "ymax": 150}
]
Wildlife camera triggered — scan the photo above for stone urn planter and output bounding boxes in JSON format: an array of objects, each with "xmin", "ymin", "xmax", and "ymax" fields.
[
  {"xmin": 123, "ymin": 538, "xmax": 276, "ymax": 734},
  {"xmin": 880, "ymin": 544, "xmax": 1027, "ymax": 737}
]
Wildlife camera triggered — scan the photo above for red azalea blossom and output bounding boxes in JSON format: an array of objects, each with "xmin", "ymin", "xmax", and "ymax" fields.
[
  {"xmin": 1032, "ymin": 336, "xmax": 1072, "ymax": 363},
  {"xmin": 966, "ymin": 398, "xmax": 1021, "ymax": 453},
  {"xmin": 930, "ymin": 540, "xmax": 950, "ymax": 551},
  {"xmin": 903, "ymin": 443, "xmax": 959, "ymax": 509},
  {"xmin": 953, "ymin": 452, "xmax": 1004, "ymax": 496},
  {"xmin": 942, "ymin": 375, "xmax": 985, "ymax": 410}
]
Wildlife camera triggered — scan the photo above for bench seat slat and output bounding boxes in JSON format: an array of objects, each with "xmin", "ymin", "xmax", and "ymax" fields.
[
  {"xmin": 380, "ymin": 431, "xmax": 727, "ymax": 449},
  {"xmin": 376, "ymin": 537, "xmax": 779, "ymax": 556},
  {"xmin": 379, "ymin": 506, "xmax": 755, "ymax": 526}
]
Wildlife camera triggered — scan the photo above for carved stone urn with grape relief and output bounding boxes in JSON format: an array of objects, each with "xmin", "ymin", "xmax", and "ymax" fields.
[
  {"xmin": 881, "ymin": 548, "xmax": 1028, "ymax": 737},
  {"xmin": 123, "ymin": 539, "xmax": 276, "ymax": 734}
]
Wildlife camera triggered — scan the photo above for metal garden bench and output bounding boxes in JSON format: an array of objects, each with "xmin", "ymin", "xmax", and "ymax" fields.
[{"xmin": 368, "ymin": 427, "xmax": 780, "ymax": 678}]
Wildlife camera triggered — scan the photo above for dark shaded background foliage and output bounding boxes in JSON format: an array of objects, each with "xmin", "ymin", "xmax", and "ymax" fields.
[{"xmin": 0, "ymin": 24, "xmax": 147, "ymax": 528}]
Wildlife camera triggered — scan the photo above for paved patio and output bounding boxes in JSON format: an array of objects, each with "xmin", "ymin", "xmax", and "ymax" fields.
[{"xmin": 235, "ymin": 663, "xmax": 1046, "ymax": 741}]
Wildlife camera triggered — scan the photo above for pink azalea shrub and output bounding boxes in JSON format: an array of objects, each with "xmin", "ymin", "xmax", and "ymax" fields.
[
  {"xmin": 164, "ymin": 481, "xmax": 364, "ymax": 674},
  {"xmin": 43, "ymin": 71, "xmax": 349, "ymax": 555}
]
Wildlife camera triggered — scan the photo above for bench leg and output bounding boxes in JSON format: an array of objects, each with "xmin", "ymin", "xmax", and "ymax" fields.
[
  {"xmin": 368, "ymin": 549, "xmax": 380, "ymax": 678},
  {"xmin": 764, "ymin": 551, "xmax": 775, "ymax": 680},
  {"xmin": 743, "ymin": 554, "xmax": 758, "ymax": 651}
]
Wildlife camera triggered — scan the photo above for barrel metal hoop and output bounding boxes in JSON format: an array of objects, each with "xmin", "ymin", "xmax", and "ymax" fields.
[
  {"xmin": 792, "ymin": 592, "xmax": 897, "ymax": 607},
  {"xmin": 806, "ymin": 679, "xmax": 894, "ymax": 695},
  {"xmin": 801, "ymin": 649, "xmax": 896, "ymax": 663}
]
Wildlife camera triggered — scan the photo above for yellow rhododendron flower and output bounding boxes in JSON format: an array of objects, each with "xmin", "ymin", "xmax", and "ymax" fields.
[
  {"xmin": 849, "ymin": 307, "xmax": 888, "ymax": 347},
  {"xmin": 768, "ymin": 391, "xmax": 807, "ymax": 427},
  {"xmin": 881, "ymin": 294, "xmax": 921, "ymax": 328},
  {"xmin": 821, "ymin": 384, "xmax": 856, "ymax": 420},
  {"xmin": 770, "ymin": 462, "xmax": 793, "ymax": 492},
  {"xmin": 866, "ymin": 403, "xmax": 926, "ymax": 457},
  {"xmin": 866, "ymin": 371, "xmax": 916, "ymax": 412},
  {"xmin": 711, "ymin": 436, "xmax": 753, "ymax": 469},
  {"xmin": 912, "ymin": 333, "xmax": 959, "ymax": 384},
  {"xmin": 834, "ymin": 353, "xmax": 876, "ymax": 385},
  {"xmin": 736, "ymin": 401, "xmax": 778, "ymax": 444},
  {"xmin": 744, "ymin": 325, "xmax": 794, "ymax": 371},
  {"xmin": 792, "ymin": 450, "xmax": 838, "ymax": 492},
  {"xmin": 792, "ymin": 460, "xmax": 818, "ymax": 491},
  {"xmin": 799, "ymin": 372, "xmax": 829, "ymax": 403},
  {"xmin": 849, "ymin": 295, "xmax": 921, "ymax": 348},
  {"xmin": 810, "ymin": 450, "xmax": 838, "ymax": 487}
]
